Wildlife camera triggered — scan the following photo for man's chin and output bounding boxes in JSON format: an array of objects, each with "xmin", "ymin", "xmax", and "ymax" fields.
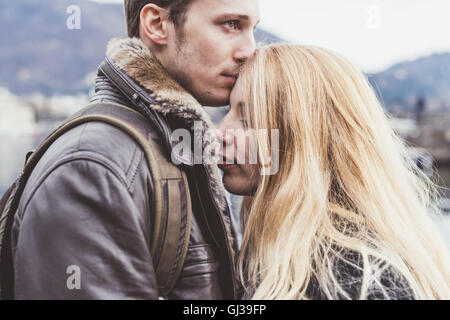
[{"xmin": 197, "ymin": 90, "xmax": 231, "ymax": 107}]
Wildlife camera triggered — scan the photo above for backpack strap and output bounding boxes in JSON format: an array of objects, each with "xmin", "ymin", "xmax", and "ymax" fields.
[{"xmin": 0, "ymin": 102, "xmax": 191, "ymax": 299}]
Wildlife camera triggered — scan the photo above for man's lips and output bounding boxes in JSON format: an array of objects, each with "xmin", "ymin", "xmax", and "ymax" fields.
[
  {"xmin": 221, "ymin": 73, "xmax": 238, "ymax": 85},
  {"xmin": 222, "ymin": 72, "xmax": 239, "ymax": 78}
]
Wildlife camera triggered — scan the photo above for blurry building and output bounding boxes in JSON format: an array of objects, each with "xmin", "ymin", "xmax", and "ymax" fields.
[
  {"xmin": 0, "ymin": 87, "xmax": 36, "ymax": 136},
  {"xmin": 0, "ymin": 87, "xmax": 35, "ymax": 123}
]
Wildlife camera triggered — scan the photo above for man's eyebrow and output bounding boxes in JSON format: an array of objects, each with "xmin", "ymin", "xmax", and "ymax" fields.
[{"xmin": 215, "ymin": 13, "xmax": 249, "ymax": 20}]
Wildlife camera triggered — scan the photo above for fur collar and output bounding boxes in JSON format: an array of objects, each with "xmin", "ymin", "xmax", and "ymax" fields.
[{"xmin": 105, "ymin": 37, "xmax": 238, "ymax": 254}]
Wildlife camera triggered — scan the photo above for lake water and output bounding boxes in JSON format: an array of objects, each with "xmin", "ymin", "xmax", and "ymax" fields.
[
  {"xmin": 0, "ymin": 122, "xmax": 58, "ymax": 194},
  {"xmin": 0, "ymin": 135, "xmax": 36, "ymax": 193}
]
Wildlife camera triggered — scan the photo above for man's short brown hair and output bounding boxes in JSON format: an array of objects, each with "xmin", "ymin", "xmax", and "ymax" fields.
[{"xmin": 124, "ymin": 0, "xmax": 194, "ymax": 38}]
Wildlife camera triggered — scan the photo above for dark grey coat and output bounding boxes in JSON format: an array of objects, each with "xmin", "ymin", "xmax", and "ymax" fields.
[{"xmin": 11, "ymin": 37, "xmax": 240, "ymax": 300}]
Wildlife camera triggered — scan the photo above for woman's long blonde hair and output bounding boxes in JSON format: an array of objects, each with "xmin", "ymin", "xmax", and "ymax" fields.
[{"xmin": 237, "ymin": 44, "xmax": 450, "ymax": 299}]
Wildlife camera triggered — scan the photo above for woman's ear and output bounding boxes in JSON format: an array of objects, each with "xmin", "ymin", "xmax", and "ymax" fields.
[{"xmin": 140, "ymin": 4, "xmax": 169, "ymax": 45}]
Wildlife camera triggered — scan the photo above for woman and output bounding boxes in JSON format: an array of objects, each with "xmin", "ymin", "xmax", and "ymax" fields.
[{"xmin": 216, "ymin": 44, "xmax": 450, "ymax": 300}]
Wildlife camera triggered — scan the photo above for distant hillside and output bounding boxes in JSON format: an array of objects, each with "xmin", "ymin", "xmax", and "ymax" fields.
[
  {"xmin": 0, "ymin": 0, "xmax": 127, "ymax": 95},
  {"xmin": 0, "ymin": 0, "xmax": 281, "ymax": 96},
  {"xmin": 369, "ymin": 53, "xmax": 450, "ymax": 110},
  {"xmin": 4, "ymin": 0, "xmax": 446, "ymax": 111}
]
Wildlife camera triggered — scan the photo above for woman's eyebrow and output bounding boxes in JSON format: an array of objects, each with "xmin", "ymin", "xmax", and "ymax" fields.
[{"xmin": 237, "ymin": 102, "xmax": 248, "ymax": 120}]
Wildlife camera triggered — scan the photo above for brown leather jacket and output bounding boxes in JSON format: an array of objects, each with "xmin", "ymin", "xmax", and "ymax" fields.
[{"xmin": 11, "ymin": 37, "xmax": 240, "ymax": 300}]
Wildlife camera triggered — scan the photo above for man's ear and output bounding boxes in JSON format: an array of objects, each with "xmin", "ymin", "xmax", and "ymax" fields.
[{"xmin": 140, "ymin": 4, "xmax": 170, "ymax": 45}]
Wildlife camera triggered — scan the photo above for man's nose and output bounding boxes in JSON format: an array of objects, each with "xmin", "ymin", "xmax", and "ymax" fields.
[{"xmin": 233, "ymin": 32, "xmax": 256, "ymax": 64}]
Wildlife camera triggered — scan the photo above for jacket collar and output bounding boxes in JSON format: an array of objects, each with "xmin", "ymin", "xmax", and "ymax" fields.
[{"xmin": 104, "ymin": 37, "xmax": 238, "ymax": 254}]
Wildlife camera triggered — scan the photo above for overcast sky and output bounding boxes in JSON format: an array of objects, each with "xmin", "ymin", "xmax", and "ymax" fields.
[{"xmin": 91, "ymin": 0, "xmax": 450, "ymax": 73}]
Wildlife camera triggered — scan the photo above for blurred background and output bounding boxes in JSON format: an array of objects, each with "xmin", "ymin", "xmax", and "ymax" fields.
[{"xmin": 0, "ymin": 0, "xmax": 449, "ymax": 248}]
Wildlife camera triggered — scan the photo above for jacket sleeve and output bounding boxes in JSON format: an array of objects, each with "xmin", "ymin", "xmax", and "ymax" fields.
[{"xmin": 12, "ymin": 158, "xmax": 159, "ymax": 299}]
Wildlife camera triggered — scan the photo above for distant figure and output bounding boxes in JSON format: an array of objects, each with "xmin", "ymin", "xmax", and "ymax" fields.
[{"xmin": 415, "ymin": 96, "xmax": 426, "ymax": 125}]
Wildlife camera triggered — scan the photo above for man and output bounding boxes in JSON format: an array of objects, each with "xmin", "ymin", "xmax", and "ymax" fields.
[{"xmin": 11, "ymin": 0, "xmax": 260, "ymax": 299}]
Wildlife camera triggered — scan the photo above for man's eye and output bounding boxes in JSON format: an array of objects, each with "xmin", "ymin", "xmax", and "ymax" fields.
[{"xmin": 224, "ymin": 20, "xmax": 240, "ymax": 30}]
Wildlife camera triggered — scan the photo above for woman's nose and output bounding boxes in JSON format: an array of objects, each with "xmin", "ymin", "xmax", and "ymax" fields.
[
  {"xmin": 215, "ymin": 127, "xmax": 234, "ymax": 146},
  {"xmin": 216, "ymin": 118, "xmax": 233, "ymax": 143}
]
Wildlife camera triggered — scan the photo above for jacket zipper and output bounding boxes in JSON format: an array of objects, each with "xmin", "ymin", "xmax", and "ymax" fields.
[{"xmin": 192, "ymin": 165, "xmax": 237, "ymax": 299}]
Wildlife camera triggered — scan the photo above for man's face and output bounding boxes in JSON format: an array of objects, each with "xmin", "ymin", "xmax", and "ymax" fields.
[{"xmin": 164, "ymin": 0, "xmax": 260, "ymax": 106}]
